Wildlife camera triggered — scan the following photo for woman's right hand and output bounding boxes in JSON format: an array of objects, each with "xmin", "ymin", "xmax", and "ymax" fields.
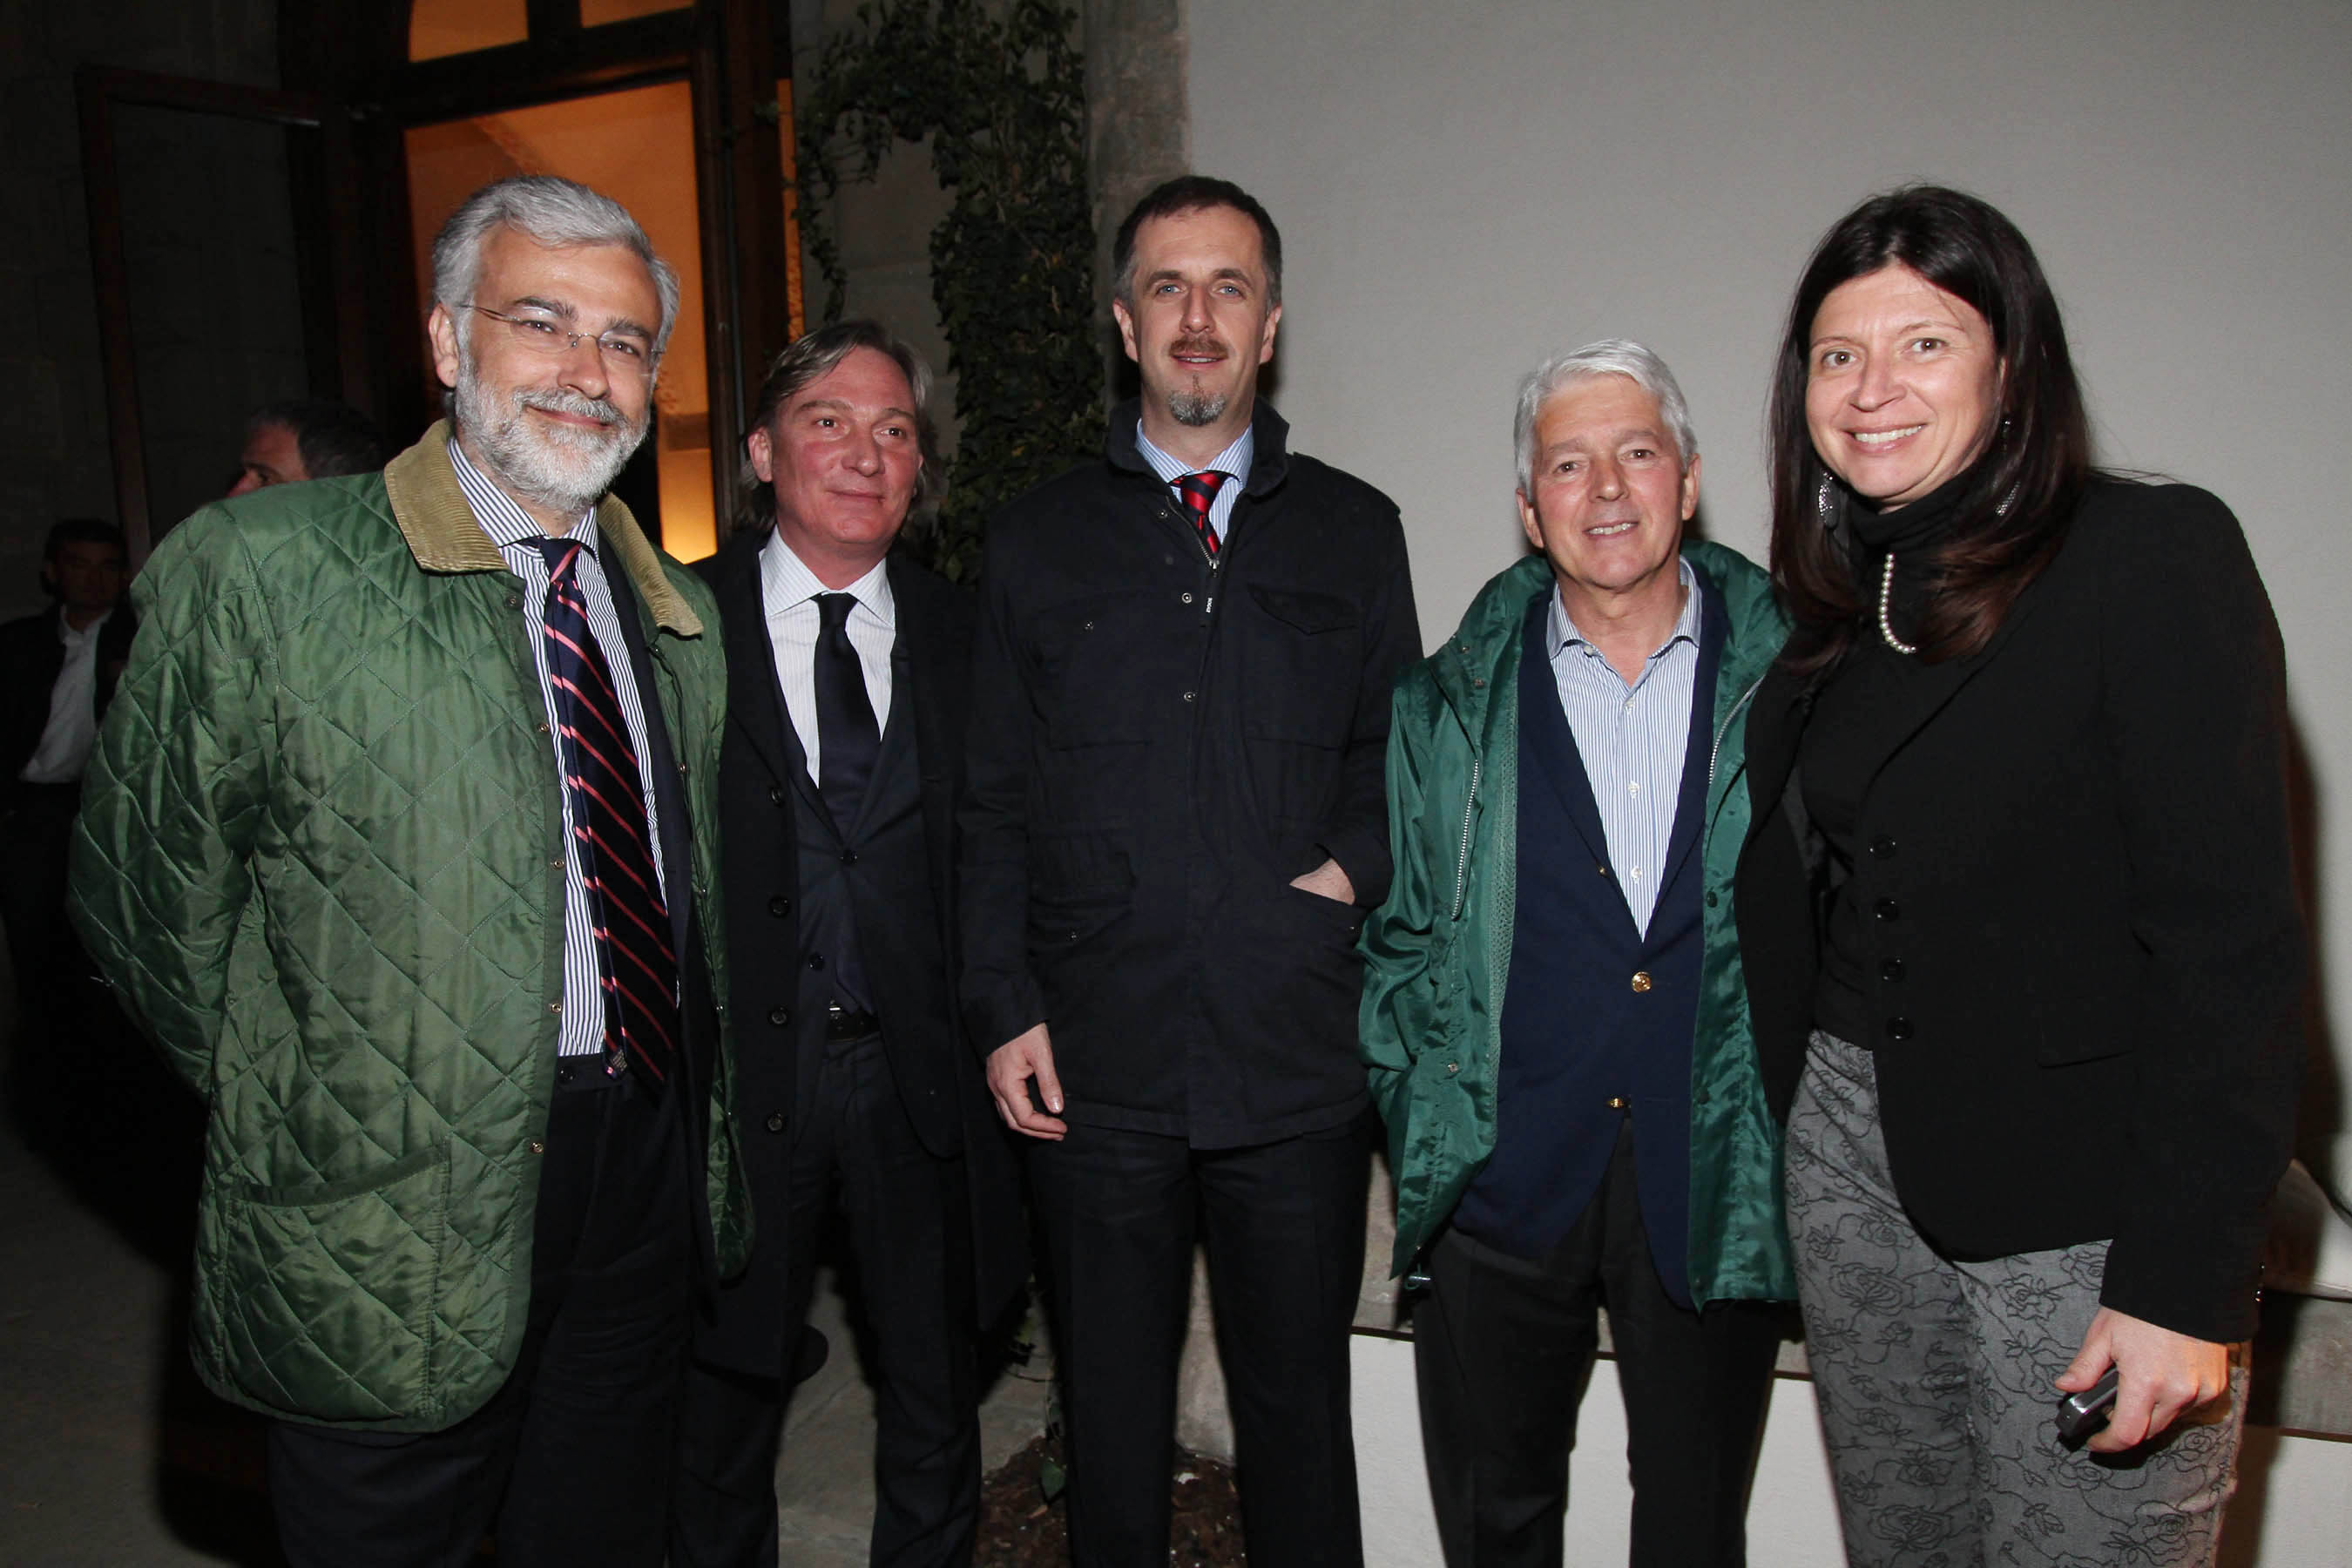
[{"xmin": 2056, "ymin": 1307, "xmax": 2231, "ymax": 1453}]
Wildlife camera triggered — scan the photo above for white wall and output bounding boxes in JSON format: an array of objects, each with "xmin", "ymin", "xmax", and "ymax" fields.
[
  {"xmin": 1189, "ymin": 2, "xmax": 2352, "ymax": 1558},
  {"xmin": 1185, "ymin": 0, "xmax": 2352, "ymax": 1213}
]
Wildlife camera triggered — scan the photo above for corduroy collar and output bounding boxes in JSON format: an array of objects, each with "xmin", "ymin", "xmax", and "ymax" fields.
[{"xmin": 380, "ymin": 419, "xmax": 703, "ymax": 637}]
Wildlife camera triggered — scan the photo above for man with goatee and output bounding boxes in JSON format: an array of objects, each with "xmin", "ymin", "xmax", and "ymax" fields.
[
  {"xmin": 71, "ymin": 175, "xmax": 742, "ymax": 1568},
  {"xmin": 960, "ymin": 174, "xmax": 1419, "ymax": 1565}
]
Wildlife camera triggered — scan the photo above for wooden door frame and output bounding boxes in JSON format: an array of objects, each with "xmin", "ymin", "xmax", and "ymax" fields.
[
  {"xmin": 77, "ymin": 65, "xmax": 368, "ymax": 558},
  {"xmin": 333, "ymin": 0, "xmax": 799, "ymax": 534}
]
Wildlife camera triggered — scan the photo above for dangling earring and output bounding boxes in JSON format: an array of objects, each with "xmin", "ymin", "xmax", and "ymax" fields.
[{"xmin": 1816, "ymin": 471, "xmax": 1838, "ymax": 529}]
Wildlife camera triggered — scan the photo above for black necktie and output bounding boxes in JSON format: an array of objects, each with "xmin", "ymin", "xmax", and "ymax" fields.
[
  {"xmin": 531, "ymin": 537, "xmax": 678, "ymax": 1096},
  {"xmin": 814, "ymin": 592, "xmax": 880, "ymax": 835}
]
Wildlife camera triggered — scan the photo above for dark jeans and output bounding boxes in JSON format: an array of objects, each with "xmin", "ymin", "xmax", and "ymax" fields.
[
  {"xmin": 267, "ymin": 1065, "xmax": 693, "ymax": 1568},
  {"xmin": 670, "ymin": 1031, "xmax": 978, "ymax": 1568},
  {"xmin": 1413, "ymin": 1125, "xmax": 1782, "ymax": 1568},
  {"xmin": 1031, "ymin": 1117, "xmax": 1371, "ymax": 1568}
]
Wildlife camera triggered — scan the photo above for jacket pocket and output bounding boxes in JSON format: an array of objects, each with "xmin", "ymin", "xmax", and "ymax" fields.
[
  {"xmin": 1028, "ymin": 591, "xmax": 1162, "ymax": 748},
  {"xmin": 1026, "ymin": 830, "xmax": 1134, "ymax": 949},
  {"xmin": 1243, "ymin": 585, "xmax": 1360, "ymax": 747},
  {"xmin": 213, "ymin": 1141, "xmax": 452, "ymax": 1423}
]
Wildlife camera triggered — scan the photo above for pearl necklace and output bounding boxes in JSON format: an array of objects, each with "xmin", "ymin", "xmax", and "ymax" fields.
[{"xmin": 1877, "ymin": 552, "xmax": 1917, "ymax": 655}]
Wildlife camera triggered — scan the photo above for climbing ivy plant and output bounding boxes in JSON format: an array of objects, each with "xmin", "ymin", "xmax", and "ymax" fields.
[{"xmin": 796, "ymin": 0, "xmax": 1103, "ymax": 582}]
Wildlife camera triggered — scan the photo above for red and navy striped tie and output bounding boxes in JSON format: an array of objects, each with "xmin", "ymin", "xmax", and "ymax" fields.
[
  {"xmin": 533, "ymin": 537, "xmax": 679, "ymax": 1096},
  {"xmin": 1179, "ymin": 470, "xmax": 1227, "ymax": 558}
]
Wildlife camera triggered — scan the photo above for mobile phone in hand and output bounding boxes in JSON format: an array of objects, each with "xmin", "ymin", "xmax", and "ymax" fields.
[{"xmin": 2055, "ymin": 1368, "xmax": 2120, "ymax": 1443}]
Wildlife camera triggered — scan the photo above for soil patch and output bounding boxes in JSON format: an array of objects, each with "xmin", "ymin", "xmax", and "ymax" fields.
[{"xmin": 977, "ymin": 1433, "xmax": 1246, "ymax": 1566}]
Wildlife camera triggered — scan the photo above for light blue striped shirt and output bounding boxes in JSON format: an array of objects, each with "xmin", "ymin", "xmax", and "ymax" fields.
[
  {"xmin": 1545, "ymin": 557, "xmax": 1700, "ymax": 936},
  {"xmin": 448, "ymin": 439, "xmax": 671, "ymax": 1058},
  {"xmin": 1136, "ymin": 422, "xmax": 1254, "ymax": 546}
]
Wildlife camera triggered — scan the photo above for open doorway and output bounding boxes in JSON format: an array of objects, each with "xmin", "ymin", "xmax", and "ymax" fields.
[{"xmin": 408, "ymin": 81, "xmax": 719, "ymax": 557}]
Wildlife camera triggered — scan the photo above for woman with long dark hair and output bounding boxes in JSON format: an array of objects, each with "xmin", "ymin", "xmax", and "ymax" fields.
[{"xmin": 1735, "ymin": 186, "xmax": 2303, "ymax": 1566}]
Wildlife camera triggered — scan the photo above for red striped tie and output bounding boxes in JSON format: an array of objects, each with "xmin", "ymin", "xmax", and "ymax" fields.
[
  {"xmin": 532, "ymin": 537, "xmax": 679, "ymax": 1095},
  {"xmin": 1178, "ymin": 470, "xmax": 1227, "ymax": 558}
]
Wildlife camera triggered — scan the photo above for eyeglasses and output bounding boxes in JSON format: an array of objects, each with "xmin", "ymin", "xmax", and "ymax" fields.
[{"xmin": 458, "ymin": 304, "xmax": 659, "ymax": 376}]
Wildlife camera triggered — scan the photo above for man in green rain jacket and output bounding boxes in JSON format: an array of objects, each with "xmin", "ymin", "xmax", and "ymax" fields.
[
  {"xmin": 1361, "ymin": 341, "xmax": 1793, "ymax": 1565},
  {"xmin": 70, "ymin": 177, "xmax": 744, "ymax": 1568}
]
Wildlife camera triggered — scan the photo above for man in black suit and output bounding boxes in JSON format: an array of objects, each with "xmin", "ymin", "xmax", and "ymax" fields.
[
  {"xmin": 671, "ymin": 321, "xmax": 1023, "ymax": 1568},
  {"xmin": 0, "ymin": 518, "xmax": 133, "ymax": 1021}
]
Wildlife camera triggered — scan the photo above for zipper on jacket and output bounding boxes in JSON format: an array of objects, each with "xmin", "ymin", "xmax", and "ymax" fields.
[
  {"xmin": 1449, "ymin": 754, "xmax": 1482, "ymax": 921},
  {"xmin": 1708, "ymin": 672, "xmax": 1767, "ymax": 786}
]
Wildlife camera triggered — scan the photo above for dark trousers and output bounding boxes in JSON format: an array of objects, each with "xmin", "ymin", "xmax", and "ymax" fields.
[
  {"xmin": 670, "ymin": 1031, "xmax": 978, "ymax": 1568},
  {"xmin": 1031, "ymin": 1118, "xmax": 1370, "ymax": 1568},
  {"xmin": 267, "ymin": 1064, "xmax": 693, "ymax": 1568},
  {"xmin": 1414, "ymin": 1126, "xmax": 1781, "ymax": 1568},
  {"xmin": 2, "ymin": 783, "xmax": 85, "ymax": 1028}
]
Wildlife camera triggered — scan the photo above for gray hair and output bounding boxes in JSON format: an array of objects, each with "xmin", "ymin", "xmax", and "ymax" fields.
[
  {"xmin": 1513, "ymin": 338, "xmax": 1698, "ymax": 495},
  {"xmin": 431, "ymin": 175, "xmax": 682, "ymax": 360},
  {"xmin": 735, "ymin": 319, "xmax": 943, "ymax": 536}
]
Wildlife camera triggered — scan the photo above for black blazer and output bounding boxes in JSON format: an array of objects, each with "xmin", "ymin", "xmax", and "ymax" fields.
[
  {"xmin": 0, "ymin": 604, "xmax": 138, "ymax": 784},
  {"xmin": 697, "ymin": 529, "xmax": 1024, "ymax": 1372},
  {"xmin": 1735, "ymin": 480, "xmax": 2303, "ymax": 1344}
]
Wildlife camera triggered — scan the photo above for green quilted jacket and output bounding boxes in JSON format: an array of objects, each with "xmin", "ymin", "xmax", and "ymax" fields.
[
  {"xmin": 69, "ymin": 425, "xmax": 747, "ymax": 1432},
  {"xmin": 1360, "ymin": 543, "xmax": 1796, "ymax": 1306}
]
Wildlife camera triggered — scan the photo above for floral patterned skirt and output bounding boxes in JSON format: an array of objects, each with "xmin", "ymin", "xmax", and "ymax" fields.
[{"xmin": 1783, "ymin": 1030, "xmax": 2246, "ymax": 1568}]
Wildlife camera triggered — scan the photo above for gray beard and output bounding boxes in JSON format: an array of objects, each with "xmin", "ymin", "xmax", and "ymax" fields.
[
  {"xmin": 1168, "ymin": 386, "xmax": 1229, "ymax": 427},
  {"xmin": 454, "ymin": 353, "xmax": 649, "ymax": 517}
]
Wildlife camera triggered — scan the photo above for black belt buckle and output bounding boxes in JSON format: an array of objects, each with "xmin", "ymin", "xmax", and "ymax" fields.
[{"xmin": 823, "ymin": 1004, "xmax": 880, "ymax": 1041}]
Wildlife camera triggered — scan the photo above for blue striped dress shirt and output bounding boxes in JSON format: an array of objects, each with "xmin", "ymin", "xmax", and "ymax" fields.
[
  {"xmin": 1544, "ymin": 556, "xmax": 1700, "ymax": 936},
  {"xmin": 448, "ymin": 439, "xmax": 671, "ymax": 1059},
  {"xmin": 1136, "ymin": 422, "xmax": 1254, "ymax": 544}
]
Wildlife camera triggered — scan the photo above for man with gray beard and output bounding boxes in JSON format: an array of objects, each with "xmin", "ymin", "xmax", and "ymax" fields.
[
  {"xmin": 960, "ymin": 175, "xmax": 1418, "ymax": 1565},
  {"xmin": 71, "ymin": 175, "xmax": 741, "ymax": 1568}
]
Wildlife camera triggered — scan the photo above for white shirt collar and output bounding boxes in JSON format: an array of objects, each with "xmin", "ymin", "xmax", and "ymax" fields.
[
  {"xmin": 759, "ymin": 530, "xmax": 896, "ymax": 629},
  {"xmin": 1548, "ymin": 554, "xmax": 1700, "ymax": 664},
  {"xmin": 1135, "ymin": 422, "xmax": 1254, "ymax": 490}
]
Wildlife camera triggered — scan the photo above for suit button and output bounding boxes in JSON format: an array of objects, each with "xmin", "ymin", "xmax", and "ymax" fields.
[
  {"xmin": 1596, "ymin": 864, "xmax": 1611, "ymax": 878},
  {"xmin": 1874, "ymin": 898, "xmax": 1900, "ymax": 923},
  {"xmin": 764, "ymin": 1112, "xmax": 787, "ymax": 1133},
  {"xmin": 769, "ymin": 785, "xmax": 787, "ymax": 806},
  {"xmin": 1886, "ymin": 1017, "xmax": 1915, "ymax": 1041},
  {"xmin": 1630, "ymin": 971, "xmax": 1652, "ymax": 993},
  {"xmin": 768, "ymin": 1006, "xmax": 791, "ymax": 1027},
  {"xmin": 807, "ymin": 953, "xmax": 825, "ymax": 970},
  {"xmin": 768, "ymin": 896, "xmax": 791, "ymax": 917},
  {"xmin": 504, "ymin": 593, "xmax": 523, "ymax": 610},
  {"xmin": 1869, "ymin": 835, "xmax": 1897, "ymax": 860},
  {"xmin": 1881, "ymin": 957, "xmax": 1905, "ymax": 983},
  {"xmin": 841, "ymin": 849, "xmax": 858, "ymax": 865},
  {"xmin": 1605, "ymin": 1096, "xmax": 1630, "ymax": 1110}
]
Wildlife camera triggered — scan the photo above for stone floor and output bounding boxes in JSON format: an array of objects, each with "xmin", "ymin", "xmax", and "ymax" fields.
[{"xmin": 0, "ymin": 1010, "xmax": 1046, "ymax": 1566}]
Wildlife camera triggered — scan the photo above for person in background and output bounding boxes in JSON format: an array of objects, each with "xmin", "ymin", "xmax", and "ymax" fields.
[
  {"xmin": 0, "ymin": 518, "xmax": 133, "ymax": 1026},
  {"xmin": 227, "ymin": 397, "xmax": 386, "ymax": 494},
  {"xmin": 1362, "ymin": 341, "xmax": 1790, "ymax": 1567},
  {"xmin": 1736, "ymin": 184, "xmax": 2303, "ymax": 1567},
  {"xmin": 959, "ymin": 174, "xmax": 1419, "ymax": 1565},
  {"xmin": 72, "ymin": 174, "xmax": 741, "ymax": 1568},
  {"xmin": 669, "ymin": 319, "xmax": 1023, "ymax": 1568}
]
